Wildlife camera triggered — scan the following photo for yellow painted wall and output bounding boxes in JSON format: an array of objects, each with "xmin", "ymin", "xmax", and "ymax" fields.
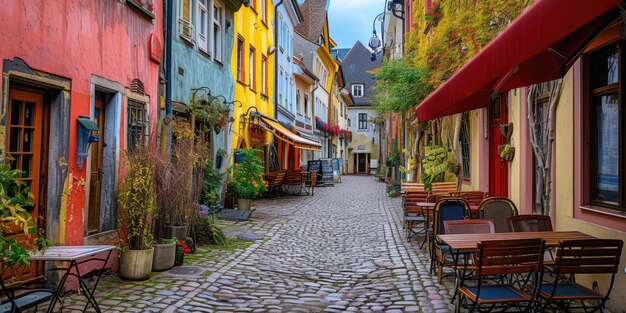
[
  {"xmin": 553, "ymin": 67, "xmax": 626, "ymax": 312},
  {"xmin": 231, "ymin": 0, "xmax": 274, "ymax": 153},
  {"xmin": 508, "ymin": 89, "xmax": 522, "ymax": 205}
]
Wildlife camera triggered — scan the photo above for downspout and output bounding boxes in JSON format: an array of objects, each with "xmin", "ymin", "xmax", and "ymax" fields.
[
  {"xmin": 165, "ymin": 0, "xmax": 173, "ymax": 117},
  {"xmin": 311, "ymin": 80, "xmax": 319, "ymax": 157},
  {"xmin": 273, "ymin": 0, "xmax": 284, "ymax": 119}
]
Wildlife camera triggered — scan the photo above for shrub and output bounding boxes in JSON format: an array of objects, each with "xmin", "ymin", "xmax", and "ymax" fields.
[{"xmin": 228, "ymin": 148, "xmax": 266, "ymax": 199}]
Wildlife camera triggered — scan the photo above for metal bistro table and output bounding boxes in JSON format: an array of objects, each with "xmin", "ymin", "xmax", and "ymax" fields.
[{"xmin": 30, "ymin": 245, "xmax": 115, "ymax": 313}]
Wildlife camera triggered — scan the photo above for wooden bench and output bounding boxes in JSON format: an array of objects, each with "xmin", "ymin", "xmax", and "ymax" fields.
[
  {"xmin": 401, "ymin": 183, "xmax": 425, "ymax": 193},
  {"xmin": 431, "ymin": 181, "xmax": 458, "ymax": 194},
  {"xmin": 265, "ymin": 171, "xmax": 286, "ymax": 197}
]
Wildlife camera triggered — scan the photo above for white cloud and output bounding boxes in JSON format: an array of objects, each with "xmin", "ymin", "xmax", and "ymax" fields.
[{"xmin": 328, "ymin": 0, "xmax": 386, "ymax": 48}]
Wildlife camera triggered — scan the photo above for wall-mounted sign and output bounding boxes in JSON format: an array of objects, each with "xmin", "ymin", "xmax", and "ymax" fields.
[
  {"xmin": 357, "ymin": 145, "xmax": 365, "ymax": 150},
  {"xmin": 149, "ymin": 33, "xmax": 162, "ymax": 64}
]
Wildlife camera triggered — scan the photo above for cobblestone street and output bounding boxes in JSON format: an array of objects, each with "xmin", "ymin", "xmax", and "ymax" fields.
[{"xmin": 64, "ymin": 176, "xmax": 454, "ymax": 312}]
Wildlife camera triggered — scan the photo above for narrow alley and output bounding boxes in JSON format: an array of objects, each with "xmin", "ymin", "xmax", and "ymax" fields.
[{"xmin": 63, "ymin": 176, "xmax": 454, "ymax": 312}]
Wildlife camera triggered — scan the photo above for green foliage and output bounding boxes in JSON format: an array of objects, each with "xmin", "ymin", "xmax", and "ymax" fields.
[
  {"xmin": 189, "ymin": 96, "xmax": 233, "ymax": 131},
  {"xmin": 389, "ymin": 148, "xmax": 401, "ymax": 163},
  {"xmin": 194, "ymin": 216, "xmax": 227, "ymax": 246},
  {"xmin": 419, "ymin": 145, "xmax": 448, "ymax": 191},
  {"xmin": 407, "ymin": 0, "xmax": 531, "ymax": 88},
  {"xmin": 0, "ymin": 159, "xmax": 49, "ymax": 268},
  {"xmin": 117, "ymin": 148, "xmax": 156, "ymax": 250},
  {"xmin": 229, "ymin": 148, "xmax": 266, "ymax": 199},
  {"xmin": 199, "ymin": 163, "xmax": 224, "ymax": 206},
  {"xmin": 371, "ymin": 59, "xmax": 433, "ymax": 114}
]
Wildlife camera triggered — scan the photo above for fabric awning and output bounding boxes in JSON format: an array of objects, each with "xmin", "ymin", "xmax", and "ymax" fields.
[
  {"xmin": 259, "ymin": 117, "xmax": 322, "ymax": 151},
  {"xmin": 415, "ymin": 0, "xmax": 622, "ymax": 121}
]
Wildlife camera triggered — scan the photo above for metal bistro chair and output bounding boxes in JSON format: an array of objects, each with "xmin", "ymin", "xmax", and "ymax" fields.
[
  {"xmin": 479, "ymin": 197, "xmax": 519, "ymax": 233},
  {"xmin": 538, "ymin": 239, "xmax": 623, "ymax": 313},
  {"xmin": 431, "ymin": 198, "xmax": 470, "ymax": 282},
  {"xmin": 457, "ymin": 238, "xmax": 546, "ymax": 313},
  {"xmin": 0, "ymin": 267, "xmax": 55, "ymax": 313}
]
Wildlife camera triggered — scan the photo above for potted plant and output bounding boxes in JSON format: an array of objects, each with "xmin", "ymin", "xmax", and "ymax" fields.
[
  {"xmin": 154, "ymin": 120, "xmax": 209, "ymax": 242},
  {"xmin": 151, "ymin": 238, "xmax": 176, "ymax": 271},
  {"xmin": 228, "ymin": 148, "xmax": 266, "ymax": 210},
  {"xmin": 117, "ymin": 148, "xmax": 156, "ymax": 280}
]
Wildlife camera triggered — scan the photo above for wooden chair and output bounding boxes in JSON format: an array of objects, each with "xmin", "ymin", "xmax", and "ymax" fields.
[
  {"xmin": 508, "ymin": 214, "xmax": 553, "ymax": 232},
  {"xmin": 457, "ymin": 238, "xmax": 545, "ymax": 313},
  {"xmin": 479, "ymin": 197, "xmax": 518, "ymax": 233},
  {"xmin": 431, "ymin": 181, "xmax": 458, "ymax": 194},
  {"xmin": 304, "ymin": 171, "xmax": 317, "ymax": 196},
  {"xmin": 401, "ymin": 183, "xmax": 425, "ymax": 193},
  {"xmin": 283, "ymin": 172, "xmax": 307, "ymax": 195},
  {"xmin": 444, "ymin": 219, "xmax": 495, "ymax": 235},
  {"xmin": 266, "ymin": 171, "xmax": 286, "ymax": 198},
  {"xmin": 457, "ymin": 191, "xmax": 488, "ymax": 207},
  {"xmin": 402, "ymin": 191, "xmax": 430, "ymax": 243},
  {"xmin": 432, "ymin": 198, "xmax": 470, "ymax": 282},
  {"xmin": 538, "ymin": 239, "xmax": 623, "ymax": 313}
]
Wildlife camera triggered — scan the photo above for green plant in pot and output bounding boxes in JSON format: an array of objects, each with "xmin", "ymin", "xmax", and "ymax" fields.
[
  {"xmin": 117, "ymin": 148, "xmax": 156, "ymax": 280},
  {"xmin": 228, "ymin": 148, "xmax": 266, "ymax": 209},
  {"xmin": 419, "ymin": 145, "xmax": 448, "ymax": 191},
  {"xmin": 154, "ymin": 120, "xmax": 208, "ymax": 242}
]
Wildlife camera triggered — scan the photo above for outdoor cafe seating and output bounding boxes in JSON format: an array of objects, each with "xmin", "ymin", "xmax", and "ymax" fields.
[{"xmin": 431, "ymin": 206, "xmax": 624, "ymax": 312}]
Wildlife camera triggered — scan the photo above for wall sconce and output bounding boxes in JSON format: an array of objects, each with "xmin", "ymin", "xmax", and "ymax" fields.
[
  {"xmin": 77, "ymin": 116, "xmax": 100, "ymax": 170},
  {"xmin": 489, "ymin": 19, "xmax": 498, "ymax": 30}
]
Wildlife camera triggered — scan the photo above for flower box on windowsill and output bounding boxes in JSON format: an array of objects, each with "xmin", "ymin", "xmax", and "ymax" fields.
[{"xmin": 127, "ymin": 0, "xmax": 155, "ymax": 19}]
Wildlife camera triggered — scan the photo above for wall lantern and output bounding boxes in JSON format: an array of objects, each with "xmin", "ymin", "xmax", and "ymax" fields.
[{"xmin": 77, "ymin": 116, "xmax": 99, "ymax": 170}]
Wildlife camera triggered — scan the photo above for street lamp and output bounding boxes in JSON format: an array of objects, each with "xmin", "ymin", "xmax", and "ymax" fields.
[{"xmin": 369, "ymin": 12, "xmax": 385, "ymax": 61}]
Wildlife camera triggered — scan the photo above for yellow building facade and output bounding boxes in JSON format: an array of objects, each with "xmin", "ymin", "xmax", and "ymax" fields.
[{"xmin": 231, "ymin": 0, "xmax": 275, "ymax": 161}]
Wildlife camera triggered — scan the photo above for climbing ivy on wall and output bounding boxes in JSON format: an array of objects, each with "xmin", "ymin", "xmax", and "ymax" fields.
[{"xmin": 406, "ymin": 0, "xmax": 533, "ymax": 87}]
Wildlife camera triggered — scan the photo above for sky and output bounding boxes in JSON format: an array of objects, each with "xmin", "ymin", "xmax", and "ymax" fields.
[{"xmin": 328, "ymin": 0, "xmax": 387, "ymax": 49}]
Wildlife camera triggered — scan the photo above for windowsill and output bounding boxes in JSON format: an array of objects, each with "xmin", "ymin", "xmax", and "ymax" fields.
[
  {"xmin": 198, "ymin": 48, "xmax": 212, "ymax": 60},
  {"xmin": 261, "ymin": 94, "xmax": 268, "ymax": 100},
  {"xmin": 237, "ymin": 79, "xmax": 246, "ymax": 86},
  {"xmin": 213, "ymin": 59, "xmax": 224, "ymax": 68},
  {"xmin": 249, "ymin": 87, "xmax": 257, "ymax": 93},
  {"xmin": 179, "ymin": 35, "xmax": 195, "ymax": 47},
  {"xmin": 579, "ymin": 204, "xmax": 626, "ymax": 219},
  {"xmin": 261, "ymin": 20, "xmax": 268, "ymax": 28}
]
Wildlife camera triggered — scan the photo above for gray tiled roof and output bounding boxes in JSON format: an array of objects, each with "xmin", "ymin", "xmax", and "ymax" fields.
[{"xmin": 340, "ymin": 41, "xmax": 382, "ymax": 106}]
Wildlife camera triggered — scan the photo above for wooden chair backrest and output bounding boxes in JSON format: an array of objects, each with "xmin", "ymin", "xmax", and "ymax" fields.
[
  {"xmin": 401, "ymin": 183, "xmax": 425, "ymax": 192},
  {"xmin": 285, "ymin": 172, "xmax": 303, "ymax": 185},
  {"xmin": 431, "ymin": 181, "xmax": 458, "ymax": 194},
  {"xmin": 444, "ymin": 219, "xmax": 495, "ymax": 235},
  {"xmin": 552, "ymin": 239, "xmax": 623, "ymax": 275},
  {"xmin": 476, "ymin": 238, "xmax": 545, "ymax": 276},
  {"xmin": 306, "ymin": 171, "xmax": 317, "ymax": 187},
  {"xmin": 433, "ymin": 198, "xmax": 470, "ymax": 236},
  {"xmin": 272, "ymin": 172, "xmax": 286, "ymax": 187}
]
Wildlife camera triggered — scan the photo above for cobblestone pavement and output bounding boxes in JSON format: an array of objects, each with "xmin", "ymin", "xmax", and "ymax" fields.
[{"xmin": 60, "ymin": 176, "xmax": 455, "ymax": 312}]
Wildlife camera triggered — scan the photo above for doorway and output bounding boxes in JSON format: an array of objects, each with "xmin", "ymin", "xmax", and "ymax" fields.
[
  {"xmin": 353, "ymin": 153, "xmax": 369, "ymax": 174},
  {"xmin": 6, "ymin": 88, "xmax": 49, "ymax": 280},
  {"xmin": 87, "ymin": 93, "xmax": 105, "ymax": 235},
  {"xmin": 489, "ymin": 95, "xmax": 509, "ymax": 197}
]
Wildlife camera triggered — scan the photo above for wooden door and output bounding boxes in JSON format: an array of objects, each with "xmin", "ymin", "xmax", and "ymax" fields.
[
  {"xmin": 358, "ymin": 154, "xmax": 366, "ymax": 173},
  {"xmin": 87, "ymin": 96, "xmax": 105, "ymax": 235},
  {"xmin": 489, "ymin": 95, "xmax": 509, "ymax": 197},
  {"xmin": 6, "ymin": 88, "xmax": 47, "ymax": 280}
]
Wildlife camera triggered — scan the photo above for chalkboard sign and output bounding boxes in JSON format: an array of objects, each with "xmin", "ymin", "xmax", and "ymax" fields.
[
  {"xmin": 307, "ymin": 160, "xmax": 322, "ymax": 185},
  {"xmin": 320, "ymin": 158, "xmax": 334, "ymax": 186},
  {"xmin": 332, "ymin": 158, "xmax": 342, "ymax": 183}
]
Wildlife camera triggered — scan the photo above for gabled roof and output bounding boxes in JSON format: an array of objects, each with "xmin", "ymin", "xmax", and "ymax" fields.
[
  {"xmin": 294, "ymin": 0, "xmax": 328, "ymax": 42},
  {"xmin": 340, "ymin": 41, "xmax": 382, "ymax": 105}
]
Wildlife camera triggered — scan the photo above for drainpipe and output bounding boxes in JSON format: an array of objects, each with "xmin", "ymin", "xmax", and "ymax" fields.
[
  {"xmin": 311, "ymin": 80, "xmax": 319, "ymax": 158},
  {"xmin": 165, "ymin": 0, "xmax": 173, "ymax": 117},
  {"xmin": 273, "ymin": 0, "xmax": 284, "ymax": 119}
]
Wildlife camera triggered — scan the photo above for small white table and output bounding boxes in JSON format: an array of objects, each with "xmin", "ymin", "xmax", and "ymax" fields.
[{"xmin": 31, "ymin": 245, "xmax": 115, "ymax": 313}]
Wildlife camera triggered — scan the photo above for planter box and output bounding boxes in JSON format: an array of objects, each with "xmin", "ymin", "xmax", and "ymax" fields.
[{"xmin": 152, "ymin": 243, "xmax": 176, "ymax": 271}]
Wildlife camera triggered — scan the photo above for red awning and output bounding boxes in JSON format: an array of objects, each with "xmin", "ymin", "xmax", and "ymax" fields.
[{"xmin": 415, "ymin": 0, "xmax": 622, "ymax": 121}]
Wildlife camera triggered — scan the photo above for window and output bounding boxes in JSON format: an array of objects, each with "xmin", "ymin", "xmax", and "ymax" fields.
[
  {"xmin": 460, "ymin": 112, "xmax": 470, "ymax": 178},
  {"xmin": 197, "ymin": 0, "xmax": 209, "ymax": 52},
  {"xmin": 249, "ymin": 0, "xmax": 256, "ymax": 10},
  {"xmin": 349, "ymin": 63, "xmax": 355, "ymax": 70},
  {"xmin": 127, "ymin": 100, "xmax": 148, "ymax": 151},
  {"xmin": 237, "ymin": 36, "xmax": 244, "ymax": 82},
  {"xmin": 588, "ymin": 44, "xmax": 622, "ymax": 208},
  {"xmin": 304, "ymin": 94, "xmax": 309, "ymax": 117},
  {"xmin": 178, "ymin": 0, "xmax": 194, "ymax": 40},
  {"xmin": 260, "ymin": 0, "xmax": 266, "ymax": 23},
  {"xmin": 212, "ymin": 1, "xmax": 224, "ymax": 62},
  {"xmin": 352, "ymin": 84, "xmax": 364, "ymax": 97},
  {"xmin": 358, "ymin": 113, "xmax": 368, "ymax": 129},
  {"xmin": 261, "ymin": 55, "xmax": 268, "ymax": 95},
  {"xmin": 249, "ymin": 46, "xmax": 256, "ymax": 90},
  {"xmin": 296, "ymin": 91, "xmax": 302, "ymax": 114},
  {"xmin": 278, "ymin": 70, "xmax": 283, "ymax": 106}
]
